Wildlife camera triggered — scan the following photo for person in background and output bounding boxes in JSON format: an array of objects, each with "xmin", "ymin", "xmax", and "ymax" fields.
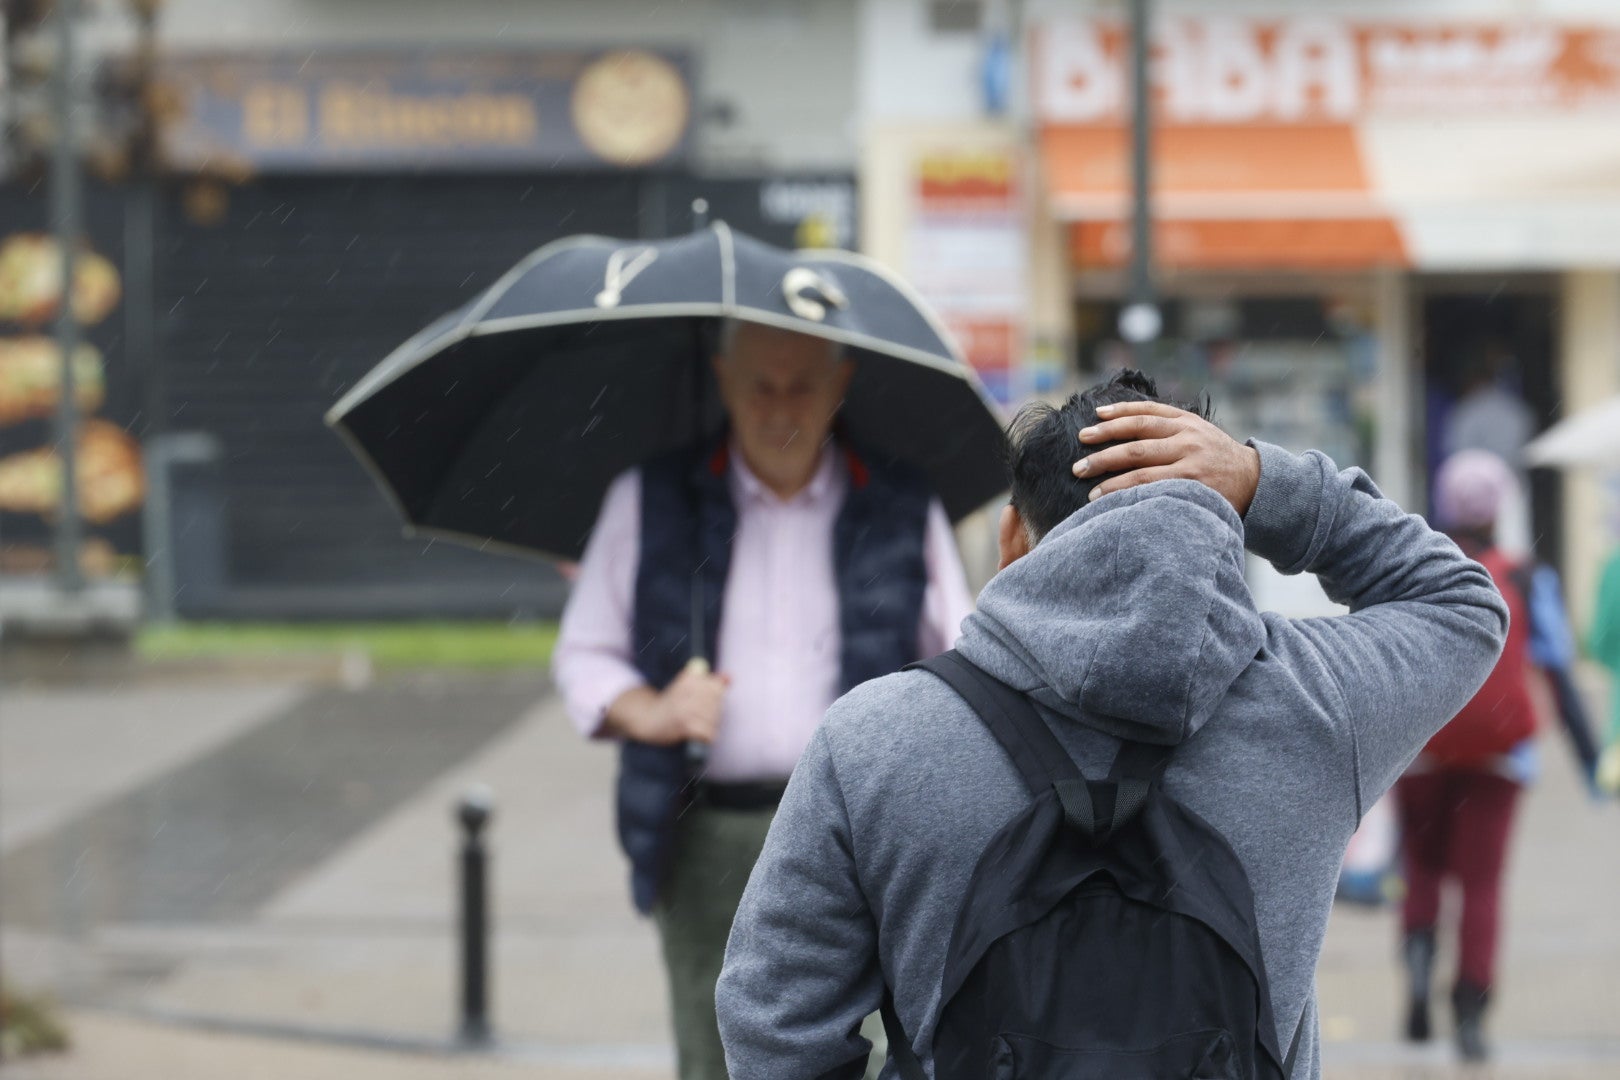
[
  {"xmin": 552, "ymin": 319, "xmax": 974, "ymax": 1080},
  {"xmin": 1441, "ymin": 340, "xmax": 1535, "ymax": 556},
  {"xmin": 1396, "ymin": 449, "xmax": 1602, "ymax": 1064}
]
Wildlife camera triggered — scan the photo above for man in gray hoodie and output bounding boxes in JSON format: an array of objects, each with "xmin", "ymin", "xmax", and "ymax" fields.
[{"xmin": 715, "ymin": 371, "xmax": 1508, "ymax": 1079}]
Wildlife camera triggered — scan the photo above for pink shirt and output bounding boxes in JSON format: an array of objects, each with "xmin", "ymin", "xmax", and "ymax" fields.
[{"xmin": 552, "ymin": 444, "xmax": 975, "ymax": 782}]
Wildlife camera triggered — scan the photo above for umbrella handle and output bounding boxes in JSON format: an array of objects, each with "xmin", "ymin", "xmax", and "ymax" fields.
[{"xmin": 684, "ymin": 656, "xmax": 711, "ymax": 769}]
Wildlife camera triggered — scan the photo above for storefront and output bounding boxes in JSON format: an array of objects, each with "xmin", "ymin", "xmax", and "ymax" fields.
[
  {"xmin": 1029, "ymin": 14, "xmax": 1620, "ymax": 618},
  {"xmin": 150, "ymin": 49, "xmax": 856, "ymax": 617}
]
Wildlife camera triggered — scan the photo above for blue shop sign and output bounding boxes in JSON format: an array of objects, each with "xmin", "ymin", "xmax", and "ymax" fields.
[{"xmin": 158, "ymin": 49, "xmax": 695, "ymax": 172}]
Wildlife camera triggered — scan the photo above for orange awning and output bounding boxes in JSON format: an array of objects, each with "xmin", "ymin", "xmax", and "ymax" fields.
[
  {"xmin": 1042, "ymin": 124, "xmax": 1410, "ymax": 270},
  {"xmin": 1071, "ymin": 218, "xmax": 1407, "ymax": 271}
]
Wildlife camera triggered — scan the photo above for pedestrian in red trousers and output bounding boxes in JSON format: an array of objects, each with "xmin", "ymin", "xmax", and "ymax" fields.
[{"xmin": 1396, "ymin": 448, "xmax": 1599, "ymax": 1063}]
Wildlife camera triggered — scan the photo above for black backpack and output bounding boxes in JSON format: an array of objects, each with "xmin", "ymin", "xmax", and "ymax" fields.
[{"xmin": 881, "ymin": 651, "xmax": 1306, "ymax": 1080}]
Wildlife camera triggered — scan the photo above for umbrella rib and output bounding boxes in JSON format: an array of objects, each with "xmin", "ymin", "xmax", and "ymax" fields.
[
  {"xmin": 326, "ymin": 412, "xmax": 419, "ymax": 528},
  {"xmin": 715, "ymin": 220, "xmax": 736, "ymax": 310},
  {"xmin": 326, "ymin": 321, "xmax": 476, "ymax": 425},
  {"xmin": 327, "ymin": 235, "xmax": 622, "ymax": 424},
  {"xmin": 404, "ymin": 522, "xmax": 564, "ymax": 564},
  {"xmin": 460, "ymin": 233, "xmax": 617, "ymax": 329}
]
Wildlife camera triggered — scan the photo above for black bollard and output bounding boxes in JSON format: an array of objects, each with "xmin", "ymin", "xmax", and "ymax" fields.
[{"xmin": 456, "ymin": 785, "xmax": 494, "ymax": 1046}]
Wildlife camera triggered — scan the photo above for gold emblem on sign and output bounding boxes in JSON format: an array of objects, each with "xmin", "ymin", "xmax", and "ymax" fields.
[
  {"xmin": 794, "ymin": 213, "xmax": 839, "ymax": 250},
  {"xmin": 571, "ymin": 51, "xmax": 689, "ymax": 167}
]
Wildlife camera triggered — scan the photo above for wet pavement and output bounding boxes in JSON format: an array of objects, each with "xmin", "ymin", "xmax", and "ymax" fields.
[
  {"xmin": 2, "ymin": 674, "xmax": 543, "ymax": 927},
  {"xmin": 0, "ymin": 666, "xmax": 1615, "ymax": 1078}
]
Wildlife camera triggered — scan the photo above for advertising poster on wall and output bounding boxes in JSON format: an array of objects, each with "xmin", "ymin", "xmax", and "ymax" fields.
[
  {"xmin": 0, "ymin": 188, "xmax": 146, "ymax": 578},
  {"xmin": 905, "ymin": 147, "xmax": 1040, "ymax": 405}
]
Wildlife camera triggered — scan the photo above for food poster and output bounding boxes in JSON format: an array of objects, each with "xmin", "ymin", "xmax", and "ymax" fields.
[{"xmin": 0, "ymin": 186, "xmax": 146, "ymax": 578}]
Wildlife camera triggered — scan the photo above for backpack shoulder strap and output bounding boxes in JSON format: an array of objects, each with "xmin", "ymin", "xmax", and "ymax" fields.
[
  {"xmin": 911, "ymin": 650, "xmax": 1080, "ymax": 795},
  {"xmin": 1107, "ymin": 738, "xmax": 1174, "ymax": 783},
  {"xmin": 1096, "ymin": 738, "xmax": 1176, "ymax": 838}
]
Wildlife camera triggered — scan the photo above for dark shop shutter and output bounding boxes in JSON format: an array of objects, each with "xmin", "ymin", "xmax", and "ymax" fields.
[{"xmin": 156, "ymin": 174, "xmax": 649, "ymax": 618}]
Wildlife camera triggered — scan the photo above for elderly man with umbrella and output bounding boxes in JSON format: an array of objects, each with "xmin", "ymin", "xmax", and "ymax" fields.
[
  {"xmin": 557, "ymin": 312, "xmax": 975, "ymax": 1078},
  {"xmin": 328, "ymin": 224, "xmax": 1005, "ymax": 1079}
]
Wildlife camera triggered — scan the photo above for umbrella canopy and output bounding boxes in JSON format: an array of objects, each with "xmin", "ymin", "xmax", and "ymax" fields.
[
  {"xmin": 1525, "ymin": 395, "xmax": 1620, "ymax": 468},
  {"xmin": 327, "ymin": 223, "xmax": 1009, "ymax": 561}
]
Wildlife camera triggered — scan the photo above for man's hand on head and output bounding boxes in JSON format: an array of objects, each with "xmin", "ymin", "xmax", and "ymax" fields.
[{"xmin": 1071, "ymin": 401, "xmax": 1261, "ymax": 517}]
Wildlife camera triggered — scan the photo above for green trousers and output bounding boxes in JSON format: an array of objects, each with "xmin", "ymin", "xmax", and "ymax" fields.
[{"xmin": 651, "ymin": 804, "xmax": 886, "ymax": 1080}]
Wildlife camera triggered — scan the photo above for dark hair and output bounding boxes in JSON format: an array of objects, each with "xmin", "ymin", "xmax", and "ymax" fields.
[{"xmin": 1007, "ymin": 369, "xmax": 1213, "ymax": 541}]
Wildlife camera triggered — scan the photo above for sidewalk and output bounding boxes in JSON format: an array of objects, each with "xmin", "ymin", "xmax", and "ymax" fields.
[
  {"xmin": 2, "ymin": 668, "xmax": 1616, "ymax": 1078},
  {"xmin": 104, "ymin": 690, "xmax": 672, "ymax": 1049},
  {"xmin": 1315, "ymin": 731, "xmax": 1620, "ymax": 1053},
  {"xmin": 1, "ymin": 669, "xmax": 674, "ymax": 1061}
]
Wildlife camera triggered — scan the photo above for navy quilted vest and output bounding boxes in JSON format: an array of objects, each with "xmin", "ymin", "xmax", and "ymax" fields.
[{"xmin": 619, "ymin": 439, "xmax": 932, "ymax": 913}]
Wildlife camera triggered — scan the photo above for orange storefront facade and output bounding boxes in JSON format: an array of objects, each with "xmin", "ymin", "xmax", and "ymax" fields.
[
  {"xmin": 1035, "ymin": 17, "xmax": 1620, "ymax": 272},
  {"xmin": 1029, "ymin": 14, "xmax": 1620, "ymax": 615}
]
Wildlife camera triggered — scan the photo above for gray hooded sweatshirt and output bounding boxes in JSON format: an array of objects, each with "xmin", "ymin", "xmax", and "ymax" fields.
[{"xmin": 716, "ymin": 443, "xmax": 1509, "ymax": 1080}]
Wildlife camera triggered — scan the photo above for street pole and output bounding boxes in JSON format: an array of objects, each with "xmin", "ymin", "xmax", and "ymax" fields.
[
  {"xmin": 50, "ymin": 0, "xmax": 84, "ymax": 594},
  {"xmin": 127, "ymin": 0, "xmax": 165, "ymax": 618},
  {"xmin": 1121, "ymin": 0, "xmax": 1161, "ymax": 364}
]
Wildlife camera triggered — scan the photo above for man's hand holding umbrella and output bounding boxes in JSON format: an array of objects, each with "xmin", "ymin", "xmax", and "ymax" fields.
[{"xmin": 602, "ymin": 660, "xmax": 730, "ymax": 746}]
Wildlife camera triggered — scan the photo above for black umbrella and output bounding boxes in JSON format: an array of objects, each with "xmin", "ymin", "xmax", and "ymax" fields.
[{"xmin": 326, "ymin": 222, "xmax": 1009, "ymax": 562}]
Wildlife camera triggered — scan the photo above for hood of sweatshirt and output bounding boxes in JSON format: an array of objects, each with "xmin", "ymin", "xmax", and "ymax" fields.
[{"xmin": 957, "ymin": 479, "xmax": 1267, "ymax": 745}]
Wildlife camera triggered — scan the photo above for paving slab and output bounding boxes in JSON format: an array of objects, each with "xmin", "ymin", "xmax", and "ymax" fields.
[
  {"xmin": 0, "ymin": 681, "xmax": 306, "ymax": 853},
  {"xmin": 1, "ymin": 673, "xmax": 546, "ymax": 928}
]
